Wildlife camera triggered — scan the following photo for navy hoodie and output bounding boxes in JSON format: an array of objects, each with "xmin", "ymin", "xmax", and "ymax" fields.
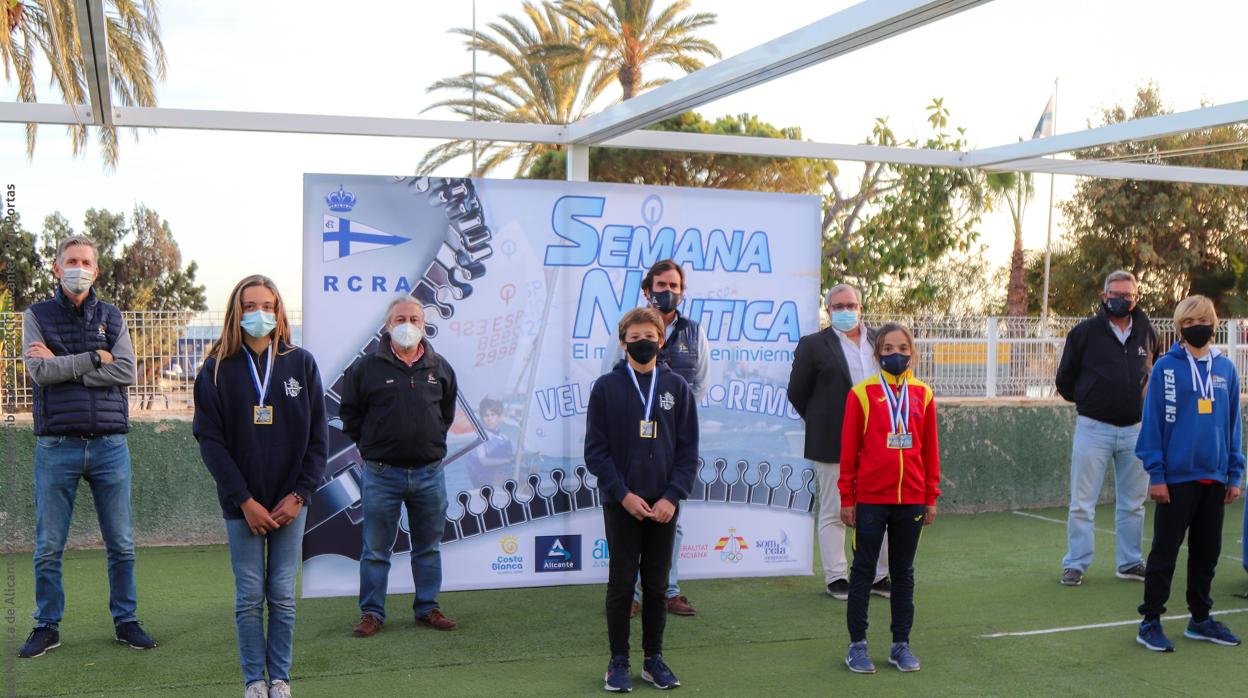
[
  {"xmin": 193, "ymin": 342, "xmax": 329, "ymax": 518},
  {"xmin": 1136, "ymin": 342, "xmax": 1244, "ymax": 488},
  {"xmin": 584, "ymin": 361, "xmax": 698, "ymax": 504}
]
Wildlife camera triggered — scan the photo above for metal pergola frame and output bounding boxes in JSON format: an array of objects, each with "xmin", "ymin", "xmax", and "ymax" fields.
[{"xmin": 3, "ymin": 0, "xmax": 1247, "ymax": 188}]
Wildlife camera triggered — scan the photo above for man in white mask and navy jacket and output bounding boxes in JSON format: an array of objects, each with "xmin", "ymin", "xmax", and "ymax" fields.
[
  {"xmin": 339, "ymin": 297, "xmax": 459, "ymax": 637},
  {"xmin": 1055, "ymin": 270, "xmax": 1161, "ymax": 587},
  {"xmin": 19, "ymin": 235, "xmax": 156, "ymax": 659}
]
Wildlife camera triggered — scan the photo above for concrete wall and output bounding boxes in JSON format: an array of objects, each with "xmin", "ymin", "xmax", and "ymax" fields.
[{"xmin": 2, "ymin": 402, "xmax": 1245, "ymax": 552}]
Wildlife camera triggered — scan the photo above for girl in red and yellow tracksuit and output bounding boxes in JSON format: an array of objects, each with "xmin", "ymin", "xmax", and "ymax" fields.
[{"xmin": 838, "ymin": 323, "xmax": 940, "ymax": 674}]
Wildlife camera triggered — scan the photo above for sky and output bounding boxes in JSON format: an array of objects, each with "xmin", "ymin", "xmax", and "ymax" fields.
[{"xmin": 3, "ymin": 0, "xmax": 1245, "ymax": 311}]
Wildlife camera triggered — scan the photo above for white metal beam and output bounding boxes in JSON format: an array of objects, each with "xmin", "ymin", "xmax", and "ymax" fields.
[
  {"xmin": 0, "ymin": 102, "xmax": 93, "ymax": 125},
  {"xmin": 562, "ymin": 0, "xmax": 994, "ymax": 145},
  {"xmin": 601, "ymin": 130, "xmax": 1248, "ymax": 186},
  {"xmin": 964, "ymin": 99, "xmax": 1248, "ymax": 167},
  {"xmin": 74, "ymin": 0, "xmax": 112, "ymax": 126},
  {"xmin": 112, "ymin": 106, "xmax": 565, "ymax": 142},
  {"xmin": 566, "ymin": 144, "xmax": 590, "ymax": 181}
]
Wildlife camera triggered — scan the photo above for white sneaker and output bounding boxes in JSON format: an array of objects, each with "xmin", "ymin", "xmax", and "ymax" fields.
[
  {"xmin": 269, "ymin": 680, "xmax": 293, "ymax": 698},
  {"xmin": 245, "ymin": 681, "xmax": 268, "ymax": 698}
]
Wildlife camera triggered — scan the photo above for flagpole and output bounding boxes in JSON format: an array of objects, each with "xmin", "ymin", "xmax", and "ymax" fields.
[
  {"xmin": 1040, "ymin": 77, "xmax": 1058, "ymax": 325},
  {"xmin": 471, "ymin": 0, "xmax": 478, "ymax": 177}
]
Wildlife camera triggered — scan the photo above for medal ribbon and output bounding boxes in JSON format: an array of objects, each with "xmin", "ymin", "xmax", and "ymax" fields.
[
  {"xmin": 246, "ymin": 344, "xmax": 275, "ymax": 408},
  {"xmin": 1185, "ymin": 349, "xmax": 1214, "ymax": 403},
  {"xmin": 878, "ymin": 372, "xmax": 910, "ymax": 434},
  {"xmin": 627, "ymin": 363, "xmax": 657, "ymax": 423}
]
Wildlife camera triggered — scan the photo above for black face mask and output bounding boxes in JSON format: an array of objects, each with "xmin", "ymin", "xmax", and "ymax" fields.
[
  {"xmin": 625, "ymin": 339, "xmax": 660, "ymax": 364},
  {"xmin": 1181, "ymin": 324, "xmax": 1214, "ymax": 349},
  {"xmin": 649, "ymin": 289, "xmax": 681, "ymax": 314},
  {"xmin": 1102, "ymin": 297, "xmax": 1133, "ymax": 318}
]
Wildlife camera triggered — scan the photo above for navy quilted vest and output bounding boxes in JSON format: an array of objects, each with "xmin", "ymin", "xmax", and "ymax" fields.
[
  {"xmin": 29, "ymin": 287, "xmax": 129, "ymax": 436},
  {"xmin": 660, "ymin": 315, "xmax": 702, "ymax": 388}
]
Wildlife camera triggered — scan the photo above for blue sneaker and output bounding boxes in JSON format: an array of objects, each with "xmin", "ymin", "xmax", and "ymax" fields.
[
  {"xmin": 604, "ymin": 655, "xmax": 631, "ymax": 692},
  {"xmin": 888, "ymin": 642, "xmax": 921, "ymax": 672},
  {"xmin": 17, "ymin": 627, "xmax": 60, "ymax": 659},
  {"xmin": 845, "ymin": 641, "xmax": 875, "ymax": 673},
  {"xmin": 642, "ymin": 654, "xmax": 680, "ymax": 689},
  {"xmin": 1185, "ymin": 618, "xmax": 1242, "ymax": 646},
  {"xmin": 1136, "ymin": 619, "xmax": 1174, "ymax": 652}
]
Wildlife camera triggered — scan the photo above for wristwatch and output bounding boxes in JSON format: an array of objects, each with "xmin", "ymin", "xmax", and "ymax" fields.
[
  {"xmin": 90, "ymin": 350, "xmax": 102, "ymax": 369},
  {"xmin": 292, "ymin": 492, "xmax": 306, "ymax": 505}
]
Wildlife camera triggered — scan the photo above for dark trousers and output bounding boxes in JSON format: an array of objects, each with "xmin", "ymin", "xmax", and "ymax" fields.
[
  {"xmin": 1139, "ymin": 481, "xmax": 1225, "ymax": 621},
  {"xmin": 847, "ymin": 503, "xmax": 925, "ymax": 643},
  {"xmin": 604, "ymin": 501, "xmax": 678, "ymax": 657}
]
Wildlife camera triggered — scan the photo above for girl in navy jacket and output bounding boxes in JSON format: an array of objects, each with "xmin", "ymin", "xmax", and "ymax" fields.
[
  {"xmin": 193, "ymin": 275, "xmax": 327, "ymax": 698},
  {"xmin": 1134, "ymin": 295, "xmax": 1243, "ymax": 653}
]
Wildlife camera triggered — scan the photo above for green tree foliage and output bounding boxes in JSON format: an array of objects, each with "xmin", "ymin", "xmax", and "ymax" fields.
[
  {"xmin": 418, "ymin": 1, "xmax": 605, "ymax": 176},
  {"xmin": 557, "ymin": 0, "xmax": 720, "ymax": 100},
  {"xmin": 0, "ymin": 0, "xmax": 166, "ymax": 167},
  {"xmin": 823, "ymin": 99, "xmax": 987, "ymax": 306},
  {"xmin": 521, "ymin": 111, "xmax": 831, "ymax": 192},
  {"xmin": 1033, "ymin": 84, "xmax": 1248, "ymax": 317},
  {"xmin": 984, "ymin": 170, "xmax": 1035, "ymax": 316},
  {"xmin": 0, "ymin": 211, "xmax": 47, "ymax": 309}
]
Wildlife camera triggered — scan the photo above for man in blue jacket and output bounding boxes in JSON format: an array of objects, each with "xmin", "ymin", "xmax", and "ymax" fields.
[
  {"xmin": 1134, "ymin": 295, "xmax": 1244, "ymax": 652},
  {"xmin": 586, "ymin": 307, "xmax": 698, "ymax": 692},
  {"xmin": 18, "ymin": 236, "xmax": 156, "ymax": 659}
]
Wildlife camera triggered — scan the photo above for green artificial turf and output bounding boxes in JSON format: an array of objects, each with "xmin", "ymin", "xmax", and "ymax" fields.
[{"xmin": 4, "ymin": 502, "xmax": 1247, "ymax": 697}]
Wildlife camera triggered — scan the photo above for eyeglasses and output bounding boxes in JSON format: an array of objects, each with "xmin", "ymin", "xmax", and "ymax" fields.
[
  {"xmin": 1105, "ymin": 292, "xmax": 1137, "ymax": 301},
  {"xmin": 829, "ymin": 303, "xmax": 860, "ymax": 312}
]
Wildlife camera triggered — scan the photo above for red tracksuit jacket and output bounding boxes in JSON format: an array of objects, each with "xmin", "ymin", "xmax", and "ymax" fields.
[{"xmin": 838, "ymin": 371, "xmax": 941, "ymax": 507}]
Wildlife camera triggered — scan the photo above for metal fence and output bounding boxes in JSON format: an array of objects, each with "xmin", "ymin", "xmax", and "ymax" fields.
[{"xmin": 1, "ymin": 311, "xmax": 1245, "ymax": 412}]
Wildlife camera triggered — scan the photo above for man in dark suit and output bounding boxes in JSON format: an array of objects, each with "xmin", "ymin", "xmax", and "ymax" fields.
[{"xmin": 787, "ymin": 284, "xmax": 889, "ymax": 600}]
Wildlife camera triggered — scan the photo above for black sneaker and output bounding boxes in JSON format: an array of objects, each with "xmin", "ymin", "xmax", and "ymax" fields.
[
  {"xmin": 17, "ymin": 627, "xmax": 60, "ymax": 658},
  {"xmin": 1060, "ymin": 568, "xmax": 1083, "ymax": 586},
  {"xmin": 870, "ymin": 577, "xmax": 892, "ymax": 599},
  {"xmin": 115, "ymin": 621, "xmax": 157, "ymax": 650},
  {"xmin": 826, "ymin": 579, "xmax": 849, "ymax": 600},
  {"xmin": 1116, "ymin": 563, "xmax": 1146, "ymax": 582}
]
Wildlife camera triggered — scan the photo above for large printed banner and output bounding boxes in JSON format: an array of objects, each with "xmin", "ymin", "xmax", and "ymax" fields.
[{"xmin": 300, "ymin": 174, "xmax": 820, "ymax": 597}]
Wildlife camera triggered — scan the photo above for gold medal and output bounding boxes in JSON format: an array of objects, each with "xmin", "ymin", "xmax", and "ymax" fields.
[
  {"xmin": 254, "ymin": 405, "xmax": 274, "ymax": 425},
  {"xmin": 639, "ymin": 420, "xmax": 657, "ymax": 439},
  {"xmin": 1198, "ymin": 399, "xmax": 1213, "ymax": 415}
]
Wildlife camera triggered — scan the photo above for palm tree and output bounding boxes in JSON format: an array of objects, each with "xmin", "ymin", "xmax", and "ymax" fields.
[
  {"xmin": 0, "ymin": 0, "xmax": 166, "ymax": 168},
  {"xmin": 419, "ymin": 1, "xmax": 608, "ymax": 177},
  {"xmin": 558, "ymin": 0, "xmax": 720, "ymax": 100},
  {"xmin": 985, "ymin": 170, "xmax": 1035, "ymax": 316}
]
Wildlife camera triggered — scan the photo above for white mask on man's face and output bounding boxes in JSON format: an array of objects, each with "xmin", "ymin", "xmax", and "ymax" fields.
[
  {"xmin": 61, "ymin": 266, "xmax": 95, "ymax": 294},
  {"xmin": 391, "ymin": 322, "xmax": 424, "ymax": 349}
]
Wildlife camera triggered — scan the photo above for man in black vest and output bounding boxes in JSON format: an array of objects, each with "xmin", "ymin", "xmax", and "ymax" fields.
[
  {"xmin": 18, "ymin": 236, "xmax": 155, "ymax": 659},
  {"xmin": 1055, "ymin": 270, "xmax": 1159, "ymax": 587},
  {"xmin": 787, "ymin": 284, "xmax": 890, "ymax": 600}
]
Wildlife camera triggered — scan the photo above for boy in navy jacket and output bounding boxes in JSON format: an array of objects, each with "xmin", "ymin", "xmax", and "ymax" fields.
[
  {"xmin": 585, "ymin": 307, "xmax": 697, "ymax": 692},
  {"xmin": 1135, "ymin": 295, "xmax": 1244, "ymax": 652}
]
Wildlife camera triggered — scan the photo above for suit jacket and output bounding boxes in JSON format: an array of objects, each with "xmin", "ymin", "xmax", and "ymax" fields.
[{"xmin": 787, "ymin": 326, "xmax": 876, "ymax": 463}]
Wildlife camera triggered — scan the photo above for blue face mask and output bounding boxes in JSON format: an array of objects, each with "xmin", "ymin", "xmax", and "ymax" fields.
[
  {"xmin": 879, "ymin": 352, "xmax": 910, "ymax": 376},
  {"xmin": 240, "ymin": 310, "xmax": 277, "ymax": 339},
  {"xmin": 830, "ymin": 310, "xmax": 859, "ymax": 332}
]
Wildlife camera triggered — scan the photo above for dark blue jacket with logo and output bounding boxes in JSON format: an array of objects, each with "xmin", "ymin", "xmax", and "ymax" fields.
[
  {"xmin": 27, "ymin": 287, "xmax": 129, "ymax": 436},
  {"xmin": 584, "ymin": 362, "xmax": 698, "ymax": 505},
  {"xmin": 193, "ymin": 342, "xmax": 329, "ymax": 519}
]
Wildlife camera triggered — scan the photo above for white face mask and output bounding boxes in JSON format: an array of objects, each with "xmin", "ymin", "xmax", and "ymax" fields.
[
  {"xmin": 61, "ymin": 266, "xmax": 95, "ymax": 294},
  {"xmin": 391, "ymin": 322, "xmax": 424, "ymax": 349}
]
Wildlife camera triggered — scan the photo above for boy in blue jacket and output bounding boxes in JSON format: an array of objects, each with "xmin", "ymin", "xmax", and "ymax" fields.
[
  {"xmin": 585, "ymin": 307, "xmax": 698, "ymax": 692},
  {"xmin": 1135, "ymin": 295, "xmax": 1244, "ymax": 652}
]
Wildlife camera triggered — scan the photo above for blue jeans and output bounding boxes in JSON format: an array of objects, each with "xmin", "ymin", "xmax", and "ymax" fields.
[
  {"xmin": 359, "ymin": 461, "xmax": 447, "ymax": 620},
  {"xmin": 634, "ymin": 522, "xmax": 682, "ymax": 601},
  {"xmin": 225, "ymin": 508, "xmax": 307, "ymax": 686},
  {"xmin": 32, "ymin": 434, "xmax": 136, "ymax": 629},
  {"xmin": 1063, "ymin": 416, "xmax": 1148, "ymax": 573}
]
